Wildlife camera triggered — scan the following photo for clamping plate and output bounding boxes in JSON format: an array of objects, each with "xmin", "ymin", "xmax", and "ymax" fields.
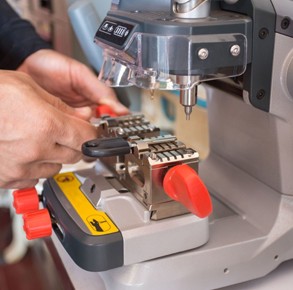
[{"xmin": 43, "ymin": 171, "xmax": 123, "ymax": 272}]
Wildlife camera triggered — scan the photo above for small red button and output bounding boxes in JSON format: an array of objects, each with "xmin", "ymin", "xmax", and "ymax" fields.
[
  {"xmin": 12, "ymin": 188, "xmax": 39, "ymax": 214},
  {"xmin": 96, "ymin": 105, "xmax": 118, "ymax": 118},
  {"xmin": 163, "ymin": 164, "xmax": 212, "ymax": 218},
  {"xmin": 23, "ymin": 209, "xmax": 52, "ymax": 240}
]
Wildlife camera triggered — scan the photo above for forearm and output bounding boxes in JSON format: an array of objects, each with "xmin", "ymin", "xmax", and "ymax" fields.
[{"xmin": 0, "ymin": 0, "xmax": 51, "ymax": 70}]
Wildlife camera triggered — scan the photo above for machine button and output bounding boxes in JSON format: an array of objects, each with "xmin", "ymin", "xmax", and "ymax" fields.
[
  {"xmin": 163, "ymin": 164, "xmax": 212, "ymax": 218},
  {"xmin": 23, "ymin": 209, "xmax": 52, "ymax": 240},
  {"xmin": 12, "ymin": 187, "xmax": 39, "ymax": 214}
]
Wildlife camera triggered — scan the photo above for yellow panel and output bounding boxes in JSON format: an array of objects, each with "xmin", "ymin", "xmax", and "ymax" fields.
[{"xmin": 54, "ymin": 172, "xmax": 119, "ymax": 236}]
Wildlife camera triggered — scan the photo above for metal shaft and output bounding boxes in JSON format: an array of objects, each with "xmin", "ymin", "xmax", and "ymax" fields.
[
  {"xmin": 180, "ymin": 85, "xmax": 197, "ymax": 120},
  {"xmin": 172, "ymin": 0, "xmax": 211, "ymax": 19}
]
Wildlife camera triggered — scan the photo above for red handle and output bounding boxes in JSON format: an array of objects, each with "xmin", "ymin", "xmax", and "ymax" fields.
[{"xmin": 163, "ymin": 164, "xmax": 212, "ymax": 218}]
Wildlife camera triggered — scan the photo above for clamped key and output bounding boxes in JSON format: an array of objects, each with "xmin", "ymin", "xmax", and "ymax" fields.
[{"xmin": 82, "ymin": 137, "xmax": 131, "ymax": 158}]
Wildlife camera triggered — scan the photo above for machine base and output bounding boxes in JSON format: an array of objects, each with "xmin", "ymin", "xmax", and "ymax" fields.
[{"xmin": 43, "ymin": 165, "xmax": 209, "ymax": 271}]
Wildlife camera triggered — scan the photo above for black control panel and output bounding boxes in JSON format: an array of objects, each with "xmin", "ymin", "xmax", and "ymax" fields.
[{"xmin": 95, "ymin": 18, "xmax": 136, "ymax": 47}]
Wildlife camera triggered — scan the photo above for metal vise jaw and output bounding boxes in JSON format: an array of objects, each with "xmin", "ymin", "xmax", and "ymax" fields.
[
  {"xmin": 84, "ymin": 114, "xmax": 200, "ymax": 220},
  {"xmin": 123, "ymin": 135, "xmax": 199, "ymax": 220}
]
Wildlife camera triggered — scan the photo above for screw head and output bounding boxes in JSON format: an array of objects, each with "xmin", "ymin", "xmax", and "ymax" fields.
[
  {"xmin": 256, "ymin": 89, "xmax": 266, "ymax": 100},
  {"xmin": 230, "ymin": 44, "xmax": 241, "ymax": 56},
  {"xmin": 281, "ymin": 17, "xmax": 291, "ymax": 30},
  {"xmin": 259, "ymin": 28, "xmax": 269, "ymax": 39},
  {"xmin": 198, "ymin": 48, "xmax": 209, "ymax": 60},
  {"xmin": 116, "ymin": 127, "xmax": 125, "ymax": 136}
]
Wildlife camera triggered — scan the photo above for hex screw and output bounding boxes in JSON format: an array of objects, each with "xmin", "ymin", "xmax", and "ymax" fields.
[
  {"xmin": 230, "ymin": 45, "xmax": 241, "ymax": 57},
  {"xmin": 259, "ymin": 28, "xmax": 269, "ymax": 39},
  {"xmin": 256, "ymin": 89, "xmax": 266, "ymax": 100},
  {"xmin": 281, "ymin": 17, "xmax": 291, "ymax": 30},
  {"xmin": 116, "ymin": 127, "xmax": 125, "ymax": 136},
  {"xmin": 198, "ymin": 48, "xmax": 209, "ymax": 60}
]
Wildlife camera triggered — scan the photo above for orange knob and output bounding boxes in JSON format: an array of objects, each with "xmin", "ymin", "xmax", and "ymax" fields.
[
  {"xmin": 23, "ymin": 209, "xmax": 52, "ymax": 240},
  {"xmin": 96, "ymin": 105, "xmax": 118, "ymax": 118},
  {"xmin": 163, "ymin": 164, "xmax": 212, "ymax": 218},
  {"xmin": 12, "ymin": 187, "xmax": 39, "ymax": 214}
]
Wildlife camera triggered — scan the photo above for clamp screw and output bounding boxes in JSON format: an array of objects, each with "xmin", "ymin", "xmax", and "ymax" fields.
[
  {"xmin": 116, "ymin": 128, "xmax": 125, "ymax": 136},
  {"xmin": 230, "ymin": 45, "xmax": 241, "ymax": 57},
  {"xmin": 198, "ymin": 48, "xmax": 209, "ymax": 60}
]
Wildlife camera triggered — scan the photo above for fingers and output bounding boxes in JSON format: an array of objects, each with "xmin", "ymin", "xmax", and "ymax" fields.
[
  {"xmin": 40, "ymin": 90, "xmax": 86, "ymax": 119},
  {"xmin": 32, "ymin": 91, "xmax": 98, "ymax": 153},
  {"xmin": 71, "ymin": 63, "xmax": 129, "ymax": 115},
  {"xmin": 40, "ymin": 144, "xmax": 83, "ymax": 164},
  {"xmin": 41, "ymin": 89, "xmax": 95, "ymax": 121},
  {"xmin": 73, "ymin": 106, "xmax": 93, "ymax": 120},
  {"xmin": 15, "ymin": 113, "xmax": 93, "ymax": 162},
  {"xmin": 2, "ymin": 179, "xmax": 39, "ymax": 190},
  {"xmin": 47, "ymin": 108, "xmax": 98, "ymax": 152},
  {"xmin": 0, "ymin": 163, "xmax": 62, "ymax": 189},
  {"xmin": 18, "ymin": 49, "xmax": 129, "ymax": 115},
  {"xmin": 0, "ymin": 70, "xmax": 97, "ymax": 190}
]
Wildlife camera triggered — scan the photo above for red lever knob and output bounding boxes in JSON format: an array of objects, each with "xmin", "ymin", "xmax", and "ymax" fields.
[
  {"xmin": 12, "ymin": 188, "xmax": 39, "ymax": 214},
  {"xmin": 96, "ymin": 105, "xmax": 118, "ymax": 118},
  {"xmin": 163, "ymin": 164, "xmax": 212, "ymax": 218},
  {"xmin": 23, "ymin": 209, "xmax": 52, "ymax": 240}
]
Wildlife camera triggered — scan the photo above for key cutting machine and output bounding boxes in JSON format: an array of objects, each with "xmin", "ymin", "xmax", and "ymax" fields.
[{"xmin": 12, "ymin": 0, "xmax": 293, "ymax": 289}]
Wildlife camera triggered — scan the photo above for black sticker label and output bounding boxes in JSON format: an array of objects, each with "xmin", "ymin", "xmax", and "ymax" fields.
[{"xmin": 96, "ymin": 18, "xmax": 135, "ymax": 47}]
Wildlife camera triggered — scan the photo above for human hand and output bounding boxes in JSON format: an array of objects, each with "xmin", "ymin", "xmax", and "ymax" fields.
[
  {"xmin": 0, "ymin": 70, "xmax": 98, "ymax": 189},
  {"xmin": 17, "ymin": 49, "xmax": 129, "ymax": 115}
]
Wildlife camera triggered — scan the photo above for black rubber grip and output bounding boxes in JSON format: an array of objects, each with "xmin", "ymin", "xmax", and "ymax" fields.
[{"xmin": 82, "ymin": 137, "xmax": 131, "ymax": 157}]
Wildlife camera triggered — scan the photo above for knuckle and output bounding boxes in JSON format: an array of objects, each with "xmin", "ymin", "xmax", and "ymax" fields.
[{"xmin": 39, "ymin": 116, "xmax": 57, "ymax": 136}]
